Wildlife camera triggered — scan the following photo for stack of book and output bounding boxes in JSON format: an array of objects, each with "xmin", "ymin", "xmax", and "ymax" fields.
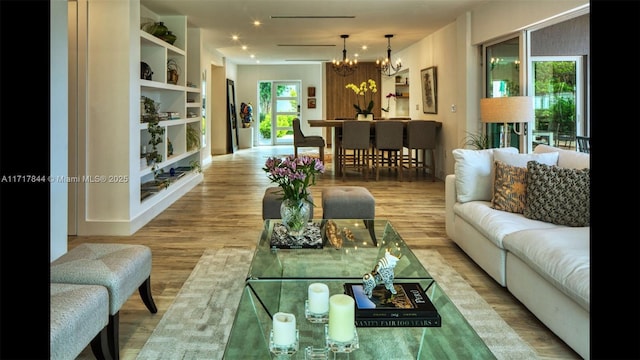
[{"xmin": 343, "ymin": 282, "xmax": 441, "ymax": 327}]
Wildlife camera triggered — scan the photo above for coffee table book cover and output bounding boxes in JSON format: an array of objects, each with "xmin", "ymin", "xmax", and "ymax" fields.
[
  {"xmin": 344, "ymin": 282, "xmax": 441, "ymax": 327},
  {"xmin": 269, "ymin": 222, "xmax": 323, "ymax": 249}
]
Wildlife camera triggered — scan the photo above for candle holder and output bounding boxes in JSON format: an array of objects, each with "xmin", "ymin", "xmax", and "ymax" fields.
[
  {"xmin": 305, "ymin": 300, "xmax": 329, "ymax": 323},
  {"xmin": 269, "ymin": 329, "xmax": 299, "ymax": 358},
  {"xmin": 324, "ymin": 324, "xmax": 359, "ymax": 353},
  {"xmin": 305, "ymin": 346, "xmax": 330, "ymax": 359}
]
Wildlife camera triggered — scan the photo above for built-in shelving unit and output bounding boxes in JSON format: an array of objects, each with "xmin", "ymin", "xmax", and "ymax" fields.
[
  {"xmin": 76, "ymin": 0, "xmax": 203, "ymax": 236},
  {"xmin": 138, "ymin": 7, "xmax": 203, "ymax": 205}
]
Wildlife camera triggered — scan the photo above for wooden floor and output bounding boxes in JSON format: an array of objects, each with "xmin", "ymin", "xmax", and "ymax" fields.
[{"xmin": 70, "ymin": 145, "xmax": 581, "ymax": 360}]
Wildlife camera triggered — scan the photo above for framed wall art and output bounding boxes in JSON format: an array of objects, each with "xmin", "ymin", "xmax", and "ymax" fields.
[
  {"xmin": 421, "ymin": 66, "xmax": 437, "ymax": 114},
  {"xmin": 308, "ymin": 86, "xmax": 316, "ymax": 97},
  {"xmin": 307, "ymin": 98, "xmax": 316, "ymax": 109}
]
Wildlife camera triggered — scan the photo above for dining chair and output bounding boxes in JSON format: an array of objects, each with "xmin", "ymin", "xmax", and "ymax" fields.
[
  {"xmin": 575, "ymin": 135, "xmax": 590, "ymax": 153},
  {"xmin": 373, "ymin": 121, "xmax": 404, "ymax": 181},
  {"xmin": 403, "ymin": 120, "xmax": 437, "ymax": 182},
  {"xmin": 340, "ymin": 120, "xmax": 372, "ymax": 181},
  {"xmin": 293, "ymin": 118, "xmax": 325, "ymax": 162}
]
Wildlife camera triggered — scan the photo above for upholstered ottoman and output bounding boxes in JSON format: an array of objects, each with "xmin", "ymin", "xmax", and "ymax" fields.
[
  {"xmin": 322, "ymin": 186, "xmax": 375, "ymax": 219},
  {"xmin": 50, "ymin": 283, "xmax": 110, "ymax": 360},
  {"xmin": 322, "ymin": 186, "xmax": 376, "ymax": 244},
  {"xmin": 50, "ymin": 243, "xmax": 158, "ymax": 360},
  {"xmin": 262, "ymin": 186, "xmax": 315, "ymax": 219}
]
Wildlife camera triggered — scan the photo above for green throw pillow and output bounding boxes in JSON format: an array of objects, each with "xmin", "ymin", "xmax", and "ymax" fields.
[{"xmin": 524, "ymin": 161, "xmax": 590, "ymax": 227}]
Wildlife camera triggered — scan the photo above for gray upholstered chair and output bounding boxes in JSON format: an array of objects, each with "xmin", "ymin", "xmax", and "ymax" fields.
[
  {"xmin": 293, "ymin": 118, "xmax": 325, "ymax": 162},
  {"xmin": 403, "ymin": 120, "xmax": 437, "ymax": 181},
  {"xmin": 373, "ymin": 121, "xmax": 404, "ymax": 181},
  {"xmin": 340, "ymin": 120, "xmax": 372, "ymax": 180}
]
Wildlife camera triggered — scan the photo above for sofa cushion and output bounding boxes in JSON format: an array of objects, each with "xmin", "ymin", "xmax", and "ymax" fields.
[
  {"xmin": 533, "ymin": 144, "xmax": 590, "ymax": 169},
  {"xmin": 453, "ymin": 200, "xmax": 561, "ymax": 249},
  {"xmin": 524, "ymin": 161, "xmax": 590, "ymax": 227},
  {"xmin": 503, "ymin": 227, "xmax": 590, "ymax": 311},
  {"xmin": 492, "ymin": 161, "xmax": 527, "ymax": 213},
  {"xmin": 452, "ymin": 147, "xmax": 518, "ymax": 203}
]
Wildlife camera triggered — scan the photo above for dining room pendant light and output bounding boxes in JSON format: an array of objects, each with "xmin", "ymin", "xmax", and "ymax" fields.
[
  {"xmin": 377, "ymin": 34, "xmax": 402, "ymax": 77},
  {"xmin": 332, "ymin": 35, "xmax": 358, "ymax": 77}
]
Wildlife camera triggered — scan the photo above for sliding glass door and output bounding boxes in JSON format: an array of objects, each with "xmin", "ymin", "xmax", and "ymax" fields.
[{"xmin": 528, "ymin": 57, "xmax": 583, "ymax": 151}]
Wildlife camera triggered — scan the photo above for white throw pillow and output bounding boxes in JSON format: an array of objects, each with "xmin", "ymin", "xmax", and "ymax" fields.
[
  {"xmin": 494, "ymin": 151, "xmax": 559, "ymax": 168},
  {"xmin": 453, "ymin": 147, "xmax": 518, "ymax": 203}
]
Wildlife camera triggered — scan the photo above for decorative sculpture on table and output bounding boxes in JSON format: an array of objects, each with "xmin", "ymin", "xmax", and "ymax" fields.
[{"xmin": 362, "ymin": 248, "xmax": 402, "ymax": 298}]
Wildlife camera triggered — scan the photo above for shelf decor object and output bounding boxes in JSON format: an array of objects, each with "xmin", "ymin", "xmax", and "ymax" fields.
[
  {"xmin": 160, "ymin": 31, "xmax": 177, "ymax": 45},
  {"xmin": 167, "ymin": 59, "xmax": 180, "ymax": 85},
  {"xmin": 332, "ymin": 35, "xmax": 358, "ymax": 77},
  {"xmin": 377, "ymin": 34, "xmax": 402, "ymax": 77}
]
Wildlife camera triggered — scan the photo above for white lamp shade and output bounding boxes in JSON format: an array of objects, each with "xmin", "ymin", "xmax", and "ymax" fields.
[{"xmin": 480, "ymin": 96, "xmax": 534, "ymax": 123}]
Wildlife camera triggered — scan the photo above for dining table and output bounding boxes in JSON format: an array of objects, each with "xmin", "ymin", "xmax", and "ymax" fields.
[{"xmin": 308, "ymin": 119, "xmax": 442, "ymax": 176}]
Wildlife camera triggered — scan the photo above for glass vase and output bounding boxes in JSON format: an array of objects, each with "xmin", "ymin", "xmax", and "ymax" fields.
[{"xmin": 280, "ymin": 199, "xmax": 311, "ymax": 237}]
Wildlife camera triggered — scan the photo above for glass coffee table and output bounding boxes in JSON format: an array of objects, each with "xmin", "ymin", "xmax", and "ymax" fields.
[{"xmin": 223, "ymin": 219, "xmax": 495, "ymax": 359}]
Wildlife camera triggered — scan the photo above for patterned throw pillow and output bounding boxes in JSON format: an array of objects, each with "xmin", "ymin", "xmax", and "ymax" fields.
[
  {"xmin": 524, "ymin": 161, "xmax": 590, "ymax": 227},
  {"xmin": 492, "ymin": 160, "xmax": 527, "ymax": 213}
]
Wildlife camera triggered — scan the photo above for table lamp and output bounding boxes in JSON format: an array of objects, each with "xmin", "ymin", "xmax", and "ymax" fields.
[{"xmin": 480, "ymin": 96, "xmax": 533, "ymax": 148}]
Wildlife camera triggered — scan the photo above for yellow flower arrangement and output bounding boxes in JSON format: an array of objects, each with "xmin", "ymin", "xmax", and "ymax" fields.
[{"xmin": 345, "ymin": 79, "xmax": 378, "ymax": 115}]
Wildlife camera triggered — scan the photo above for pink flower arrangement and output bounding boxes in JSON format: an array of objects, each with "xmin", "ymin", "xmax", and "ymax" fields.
[{"xmin": 263, "ymin": 155, "xmax": 325, "ymax": 204}]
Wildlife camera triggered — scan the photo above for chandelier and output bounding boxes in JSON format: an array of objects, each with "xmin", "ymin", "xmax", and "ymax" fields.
[
  {"xmin": 377, "ymin": 34, "xmax": 402, "ymax": 76},
  {"xmin": 332, "ymin": 35, "xmax": 358, "ymax": 77}
]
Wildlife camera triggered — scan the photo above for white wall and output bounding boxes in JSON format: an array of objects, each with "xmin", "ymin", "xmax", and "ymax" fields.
[{"xmin": 235, "ymin": 64, "xmax": 324, "ymax": 138}]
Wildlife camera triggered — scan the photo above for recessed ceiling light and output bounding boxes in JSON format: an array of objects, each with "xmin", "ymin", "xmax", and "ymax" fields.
[
  {"xmin": 250, "ymin": 54, "xmax": 255, "ymax": 58},
  {"xmin": 242, "ymin": 45, "xmax": 248, "ymax": 50},
  {"xmin": 253, "ymin": 20, "xmax": 261, "ymax": 26},
  {"xmin": 232, "ymin": 35, "xmax": 239, "ymax": 41}
]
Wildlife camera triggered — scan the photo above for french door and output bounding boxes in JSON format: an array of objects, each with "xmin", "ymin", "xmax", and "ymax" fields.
[{"xmin": 271, "ymin": 81, "xmax": 301, "ymax": 145}]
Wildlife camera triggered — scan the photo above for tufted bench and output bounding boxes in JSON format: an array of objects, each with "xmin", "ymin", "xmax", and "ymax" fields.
[
  {"xmin": 262, "ymin": 186, "xmax": 315, "ymax": 220},
  {"xmin": 50, "ymin": 243, "xmax": 158, "ymax": 360},
  {"xmin": 322, "ymin": 186, "xmax": 376, "ymax": 244},
  {"xmin": 50, "ymin": 283, "xmax": 111, "ymax": 360}
]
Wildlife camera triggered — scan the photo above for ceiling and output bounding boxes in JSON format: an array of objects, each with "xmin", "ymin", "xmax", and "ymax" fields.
[{"xmin": 140, "ymin": 0, "xmax": 488, "ymax": 65}]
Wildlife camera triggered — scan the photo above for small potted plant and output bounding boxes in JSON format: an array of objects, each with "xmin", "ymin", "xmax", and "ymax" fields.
[{"xmin": 141, "ymin": 96, "xmax": 165, "ymax": 177}]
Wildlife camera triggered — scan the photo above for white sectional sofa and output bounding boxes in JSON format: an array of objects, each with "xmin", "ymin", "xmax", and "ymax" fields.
[{"xmin": 445, "ymin": 144, "xmax": 590, "ymax": 359}]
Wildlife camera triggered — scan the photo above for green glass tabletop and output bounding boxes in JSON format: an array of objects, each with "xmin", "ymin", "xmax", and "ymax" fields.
[
  {"xmin": 223, "ymin": 279, "xmax": 495, "ymax": 359},
  {"xmin": 247, "ymin": 219, "xmax": 433, "ymax": 281}
]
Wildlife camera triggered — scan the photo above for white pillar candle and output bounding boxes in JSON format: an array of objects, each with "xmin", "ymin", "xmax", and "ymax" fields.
[
  {"xmin": 328, "ymin": 294, "xmax": 355, "ymax": 342},
  {"xmin": 272, "ymin": 312, "xmax": 296, "ymax": 346},
  {"xmin": 308, "ymin": 283, "xmax": 330, "ymax": 314}
]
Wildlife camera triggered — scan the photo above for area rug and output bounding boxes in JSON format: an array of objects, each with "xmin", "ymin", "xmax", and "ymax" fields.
[{"xmin": 136, "ymin": 248, "xmax": 538, "ymax": 359}]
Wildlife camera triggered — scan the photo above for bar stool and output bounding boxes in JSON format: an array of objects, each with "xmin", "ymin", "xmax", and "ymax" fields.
[
  {"xmin": 373, "ymin": 121, "xmax": 404, "ymax": 181},
  {"xmin": 340, "ymin": 120, "xmax": 372, "ymax": 181},
  {"xmin": 403, "ymin": 120, "xmax": 437, "ymax": 181}
]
